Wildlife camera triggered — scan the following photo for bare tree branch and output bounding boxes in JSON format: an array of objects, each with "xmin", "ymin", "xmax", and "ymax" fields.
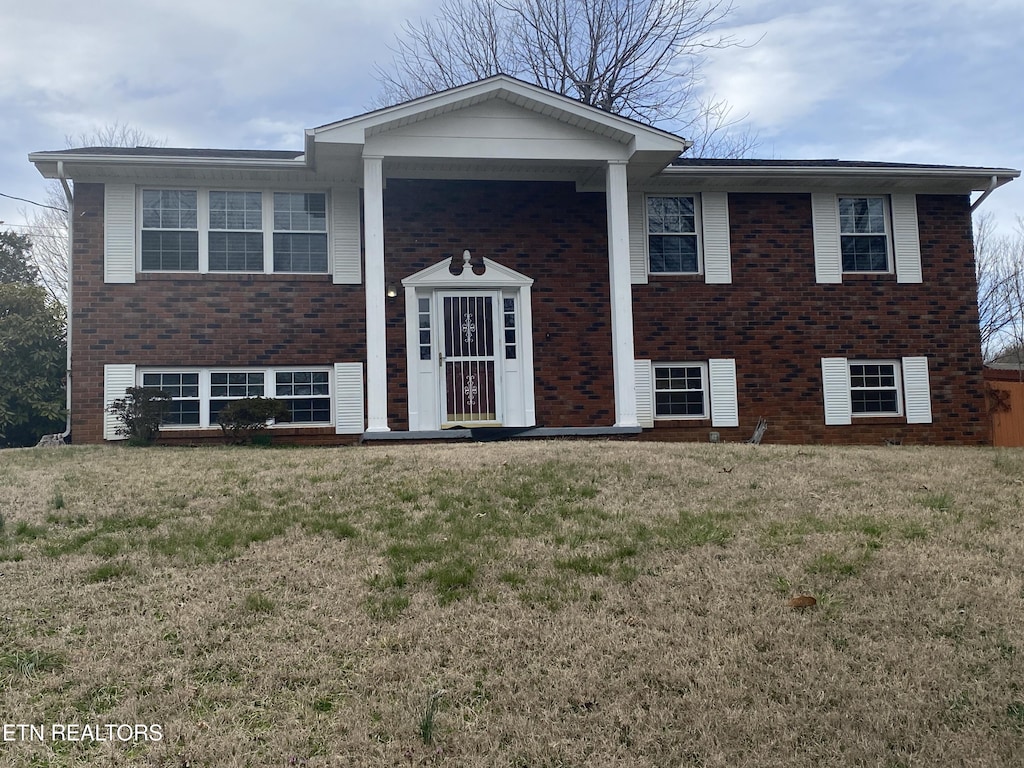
[
  {"xmin": 975, "ymin": 212, "xmax": 1024, "ymax": 374},
  {"xmin": 23, "ymin": 125, "xmax": 165, "ymax": 306},
  {"xmin": 373, "ymin": 0, "xmax": 756, "ymax": 157}
]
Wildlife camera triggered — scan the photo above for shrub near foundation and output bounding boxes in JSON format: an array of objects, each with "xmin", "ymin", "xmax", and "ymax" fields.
[
  {"xmin": 216, "ymin": 397, "xmax": 289, "ymax": 444},
  {"xmin": 106, "ymin": 386, "xmax": 171, "ymax": 444}
]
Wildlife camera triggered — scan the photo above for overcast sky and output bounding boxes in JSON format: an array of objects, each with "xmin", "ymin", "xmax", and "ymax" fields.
[{"xmin": 1, "ymin": 0, "xmax": 1021, "ymax": 238}]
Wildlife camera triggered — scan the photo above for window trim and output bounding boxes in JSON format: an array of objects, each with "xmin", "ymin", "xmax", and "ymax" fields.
[
  {"xmin": 136, "ymin": 188, "xmax": 330, "ymax": 275},
  {"xmin": 848, "ymin": 359, "xmax": 903, "ymax": 418},
  {"xmin": 137, "ymin": 366, "xmax": 334, "ymax": 429},
  {"xmin": 838, "ymin": 194, "xmax": 894, "ymax": 275},
  {"xmin": 645, "ymin": 194, "xmax": 703, "ymax": 276},
  {"xmin": 653, "ymin": 362, "xmax": 709, "ymax": 420}
]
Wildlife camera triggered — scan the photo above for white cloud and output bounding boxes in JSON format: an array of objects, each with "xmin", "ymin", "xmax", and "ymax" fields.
[{"xmin": 701, "ymin": 4, "xmax": 908, "ymax": 131}]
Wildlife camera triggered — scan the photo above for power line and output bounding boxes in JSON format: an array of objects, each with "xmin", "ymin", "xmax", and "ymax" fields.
[{"xmin": 0, "ymin": 191, "xmax": 67, "ymax": 213}]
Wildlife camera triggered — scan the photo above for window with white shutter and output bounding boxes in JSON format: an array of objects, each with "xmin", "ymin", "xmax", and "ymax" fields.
[{"xmin": 821, "ymin": 357, "xmax": 931, "ymax": 425}]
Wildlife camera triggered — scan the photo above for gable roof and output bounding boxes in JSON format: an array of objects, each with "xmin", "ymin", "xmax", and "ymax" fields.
[{"xmin": 308, "ymin": 74, "xmax": 691, "ymax": 156}]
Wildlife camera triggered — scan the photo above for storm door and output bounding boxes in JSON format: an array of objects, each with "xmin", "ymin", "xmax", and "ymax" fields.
[{"xmin": 439, "ymin": 292, "xmax": 502, "ymax": 426}]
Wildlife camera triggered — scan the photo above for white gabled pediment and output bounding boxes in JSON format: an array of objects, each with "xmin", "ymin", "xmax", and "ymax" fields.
[
  {"xmin": 310, "ymin": 75, "xmax": 688, "ymax": 165},
  {"xmin": 402, "ymin": 253, "xmax": 534, "ymax": 289}
]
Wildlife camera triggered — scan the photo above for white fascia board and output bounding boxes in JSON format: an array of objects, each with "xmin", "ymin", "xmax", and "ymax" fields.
[
  {"xmin": 28, "ymin": 153, "xmax": 309, "ymax": 180},
  {"xmin": 660, "ymin": 164, "xmax": 1020, "ymax": 192}
]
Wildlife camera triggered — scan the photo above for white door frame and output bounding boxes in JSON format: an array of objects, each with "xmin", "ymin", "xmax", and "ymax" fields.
[{"xmin": 402, "ymin": 255, "xmax": 536, "ymax": 431}]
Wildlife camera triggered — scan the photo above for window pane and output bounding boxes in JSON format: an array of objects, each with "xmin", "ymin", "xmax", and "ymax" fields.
[
  {"xmin": 142, "ymin": 190, "xmax": 197, "ymax": 229},
  {"xmin": 649, "ymin": 234, "xmax": 698, "ymax": 273},
  {"xmin": 647, "ymin": 196, "xmax": 695, "ymax": 234},
  {"xmin": 841, "ymin": 235, "xmax": 889, "ymax": 272},
  {"xmin": 210, "ymin": 191, "xmax": 262, "ymax": 230},
  {"xmin": 285, "ymin": 398, "xmax": 331, "ymax": 423},
  {"xmin": 851, "ymin": 390, "xmax": 899, "ymax": 414},
  {"xmin": 273, "ymin": 233, "xmax": 328, "ymax": 273},
  {"xmin": 273, "ymin": 193, "xmax": 327, "ymax": 231},
  {"xmin": 655, "ymin": 391, "xmax": 705, "ymax": 416},
  {"xmin": 209, "ymin": 232, "xmax": 264, "ymax": 271},
  {"xmin": 839, "ymin": 197, "xmax": 886, "ymax": 234},
  {"xmin": 164, "ymin": 401, "xmax": 200, "ymax": 425},
  {"xmin": 141, "ymin": 231, "xmax": 199, "ymax": 271}
]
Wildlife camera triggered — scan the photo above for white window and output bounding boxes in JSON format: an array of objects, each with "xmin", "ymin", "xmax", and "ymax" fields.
[
  {"xmin": 140, "ymin": 371, "xmax": 201, "ymax": 426},
  {"xmin": 272, "ymin": 192, "xmax": 328, "ymax": 273},
  {"xmin": 274, "ymin": 370, "xmax": 331, "ymax": 423},
  {"xmin": 138, "ymin": 367, "xmax": 334, "ymax": 428},
  {"xmin": 209, "ymin": 191, "xmax": 264, "ymax": 272},
  {"xmin": 647, "ymin": 195, "xmax": 700, "ymax": 274},
  {"xmin": 141, "ymin": 190, "xmax": 199, "ymax": 271},
  {"xmin": 637, "ymin": 358, "xmax": 738, "ymax": 428},
  {"xmin": 839, "ymin": 196, "xmax": 892, "ymax": 273},
  {"xmin": 654, "ymin": 363, "xmax": 708, "ymax": 418},
  {"xmin": 812, "ymin": 193, "xmax": 922, "ymax": 284},
  {"xmin": 138, "ymin": 189, "xmax": 328, "ymax": 274},
  {"xmin": 848, "ymin": 361, "xmax": 901, "ymax": 416},
  {"xmin": 209, "ymin": 371, "xmax": 266, "ymax": 424},
  {"xmin": 821, "ymin": 356, "xmax": 932, "ymax": 425}
]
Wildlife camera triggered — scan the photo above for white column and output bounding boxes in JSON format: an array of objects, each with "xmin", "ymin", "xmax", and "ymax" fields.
[
  {"xmin": 363, "ymin": 155, "xmax": 390, "ymax": 432},
  {"xmin": 606, "ymin": 160, "xmax": 639, "ymax": 427}
]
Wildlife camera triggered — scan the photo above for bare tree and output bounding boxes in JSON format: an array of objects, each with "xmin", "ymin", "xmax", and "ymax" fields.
[
  {"xmin": 374, "ymin": 0, "xmax": 758, "ymax": 157},
  {"xmin": 23, "ymin": 122, "xmax": 165, "ymax": 305},
  {"xmin": 975, "ymin": 212, "xmax": 1024, "ymax": 375}
]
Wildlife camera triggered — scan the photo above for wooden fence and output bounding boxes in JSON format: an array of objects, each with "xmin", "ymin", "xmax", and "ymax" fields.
[{"xmin": 984, "ymin": 369, "xmax": 1024, "ymax": 447}]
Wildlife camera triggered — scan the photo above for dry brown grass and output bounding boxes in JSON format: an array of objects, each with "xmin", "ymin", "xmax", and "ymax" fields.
[{"xmin": 1, "ymin": 441, "xmax": 1023, "ymax": 767}]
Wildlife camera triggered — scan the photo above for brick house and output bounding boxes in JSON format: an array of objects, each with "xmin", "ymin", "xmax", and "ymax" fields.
[{"xmin": 28, "ymin": 76, "xmax": 1019, "ymax": 445}]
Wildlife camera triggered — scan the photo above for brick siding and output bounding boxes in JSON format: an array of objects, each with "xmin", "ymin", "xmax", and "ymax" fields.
[
  {"xmin": 633, "ymin": 192, "xmax": 989, "ymax": 445},
  {"xmin": 69, "ymin": 180, "xmax": 988, "ymax": 445}
]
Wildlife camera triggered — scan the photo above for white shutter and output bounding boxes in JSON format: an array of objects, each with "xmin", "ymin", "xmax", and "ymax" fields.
[
  {"xmin": 103, "ymin": 364, "xmax": 136, "ymax": 440},
  {"xmin": 332, "ymin": 185, "xmax": 362, "ymax": 284},
  {"xmin": 821, "ymin": 357, "xmax": 852, "ymax": 425},
  {"xmin": 104, "ymin": 183, "xmax": 136, "ymax": 284},
  {"xmin": 334, "ymin": 362, "xmax": 365, "ymax": 434},
  {"xmin": 701, "ymin": 192, "xmax": 732, "ymax": 284},
  {"xmin": 891, "ymin": 194, "xmax": 923, "ymax": 284},
  {"xmin": 811, "ymin": 193, "xmax": 842, "ymax": 284},
  {"xmin": 628, "ymin": 191, "xmax": 648, "ymax": 285},
  {"xmin": 708, "ymin": 358, "xmax": 739, "ymax": 427},
  {"xmin": 634, "ymin": 359, "xmax": 653, "ymax": 428},
  {"xmin": 902, "ymin": 356, "xmax": 932, "ymax": 424}
]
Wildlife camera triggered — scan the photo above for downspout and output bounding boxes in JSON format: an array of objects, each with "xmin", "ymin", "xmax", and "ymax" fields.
[
  {"xmin": 970, "ymin": 175, "xmax": 999, "ymax": 213},
  {"xmin": 57, "ymin": 160, "xmax": 73, "ymax": 440}
]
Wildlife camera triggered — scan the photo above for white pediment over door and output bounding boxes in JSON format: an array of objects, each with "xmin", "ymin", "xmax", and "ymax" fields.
[
  {"xmin": 402, "ymin": 253, "xmax": 536, "ymax": 431},
  {"xmin": 402, "ymin": 253, "xmax": 535, "ymax": 289}
]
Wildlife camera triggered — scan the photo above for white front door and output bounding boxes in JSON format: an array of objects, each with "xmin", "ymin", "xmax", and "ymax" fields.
[
  {"xmin": 402, "ymin": 255, "xmax": 536, "ymax": 432},
  {"xmin": 438, "ymin": 292, "xmax": 502, "ymax": 426}
]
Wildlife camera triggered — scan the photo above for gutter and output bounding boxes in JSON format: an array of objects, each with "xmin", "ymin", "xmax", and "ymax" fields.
[{"xmin": 57, "ymin": 160, "xmax": 72, "ymax": 440}]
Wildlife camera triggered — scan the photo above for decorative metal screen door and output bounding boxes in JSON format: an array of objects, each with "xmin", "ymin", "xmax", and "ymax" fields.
[{"xmin": 439, "ymin": 293, "xmax": 501, "ymax": 426}]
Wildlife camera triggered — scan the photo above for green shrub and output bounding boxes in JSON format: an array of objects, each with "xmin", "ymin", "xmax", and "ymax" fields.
[
  {"xmin": 106, "ymin": 387, "xmax": 171, "ymax": 443},
  {"xmin": 217, "ymin": 398, "xmax": 290, "ymax": 444}
]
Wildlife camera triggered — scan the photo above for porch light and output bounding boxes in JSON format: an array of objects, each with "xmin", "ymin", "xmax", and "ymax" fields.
[{"xmin": 386, "ymin": 284, "xmax": 398, "ymax": 298}]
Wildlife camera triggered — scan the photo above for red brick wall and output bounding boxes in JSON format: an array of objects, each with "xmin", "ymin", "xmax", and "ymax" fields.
[
  {"xmin": 633, "ymin": 193, "xmax": 990, "ymax": 445},
  {"xmin": 71, "ymin": 180, "xmax": 988, "ymax": 445},
  {"xmin": 69, "ymin": 183, "xmax": 366, "ymax": 444},
  {"xmin": 381, "ymin": 179, "xmax": 614, "ymax": 429}
]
